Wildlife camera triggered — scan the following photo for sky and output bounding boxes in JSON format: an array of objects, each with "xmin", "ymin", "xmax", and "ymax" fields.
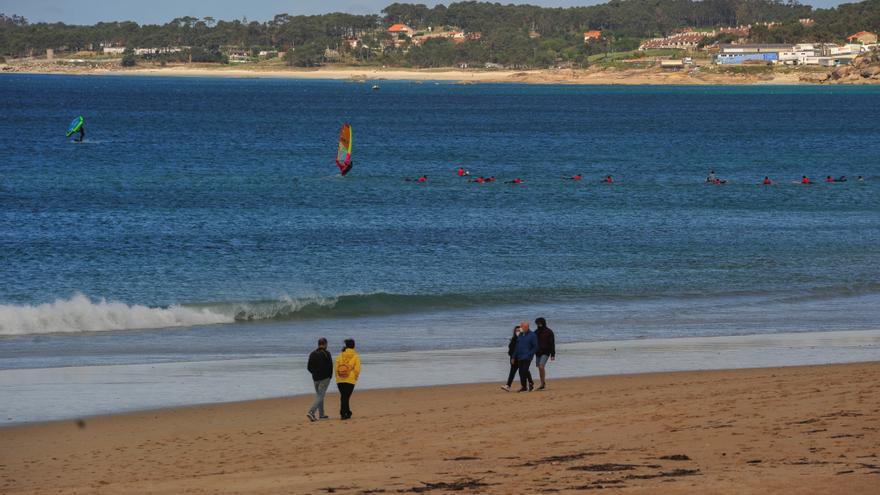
[{"xmin": 1, "ymin": 0, "xmax": 853, "ymax": 25}]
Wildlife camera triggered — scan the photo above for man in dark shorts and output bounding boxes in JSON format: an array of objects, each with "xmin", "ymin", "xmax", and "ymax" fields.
[{"xmin": 534, "ymin": 317, "xmax": 556, "ymax": 390}]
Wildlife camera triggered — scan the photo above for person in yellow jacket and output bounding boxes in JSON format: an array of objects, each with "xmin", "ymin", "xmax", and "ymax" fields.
[{"xmin": 335, "ymin": 338, "xmax": 361, "ymax": 420}]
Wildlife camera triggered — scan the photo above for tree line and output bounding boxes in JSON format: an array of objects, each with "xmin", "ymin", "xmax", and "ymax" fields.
[{"xmin": 1, "ymin": 0, "xmax": 878, "ymax": 68}]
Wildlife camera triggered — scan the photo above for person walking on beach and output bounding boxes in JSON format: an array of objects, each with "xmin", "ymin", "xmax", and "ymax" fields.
[
  {"xmin": 501, "ymin": 325, "xmax": 522, "ymax": 392},
  {"xmin": 306, "ymin": 337, "xmax": 333, "ymax": 422},
  {"xmin": 335, "ymin": 338, "xmax": 361, "ymax": 420},
  {"xmin": 534, "ymin": 317, "xmax": 556, "ymax": 391},
  {"xmin": 514, "ymin": 321, "xmax": 538, "ymax": 392}
]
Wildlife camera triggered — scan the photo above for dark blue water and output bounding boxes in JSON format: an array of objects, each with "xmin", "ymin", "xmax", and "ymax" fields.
[{"xmin": 1, "ymin": 74, "xmax": 878, "ymax": 367}]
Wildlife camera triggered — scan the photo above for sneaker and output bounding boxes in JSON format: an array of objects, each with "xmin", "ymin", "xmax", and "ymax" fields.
[
  {"xmin": 500, "ymin": 385, "xmax": 510, "ymax": 392},
  {"xmin": 517, "ymin": 388, "xmax": 527, "ymax": 393},
  {"xmin": 306, "ymin": 412, "xmax": 317, "ymax": 422},
  {"xmin": 537, "ymin": 384, "xmax": 546, "ymax": 391},
  {"xmin": 528, "ymin": 383, "xmax": 534, "ymax": 392},
  {"xmin": 319, "ymin": 415, "xmax": 330, "ymax": 420}
]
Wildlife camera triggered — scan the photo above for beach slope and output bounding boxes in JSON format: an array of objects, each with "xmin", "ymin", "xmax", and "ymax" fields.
[{"xmin": 2, "ymin": 362, "xmax": 879, "ymax": 494}]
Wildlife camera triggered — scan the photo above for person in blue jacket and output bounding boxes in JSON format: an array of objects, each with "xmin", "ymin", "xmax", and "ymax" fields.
[{"xmin": 513, "ymin": 320, "xmax": 538, "ymax": 392}]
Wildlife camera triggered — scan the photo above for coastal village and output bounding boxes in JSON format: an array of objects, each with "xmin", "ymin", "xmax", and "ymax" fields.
[{"xmin": 1, "ymin": 2, "xmax": 879, "ymax": 83}]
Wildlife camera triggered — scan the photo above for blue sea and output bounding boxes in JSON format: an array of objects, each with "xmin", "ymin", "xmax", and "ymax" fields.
[{"xmin": 0, "ymin": 74, "xmax": 879, "ymax": 420}]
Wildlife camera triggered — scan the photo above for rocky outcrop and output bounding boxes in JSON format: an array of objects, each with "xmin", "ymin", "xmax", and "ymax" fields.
[{"xmin": 823, "ymin": 48, "xmax": 880, "ymax": 84}]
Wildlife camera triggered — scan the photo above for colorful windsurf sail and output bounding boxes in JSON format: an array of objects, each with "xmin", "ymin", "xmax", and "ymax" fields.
[
  {"xmin": 66, "ymin": 116, "xmax": 84, "ymax": 137},
  {"xmin": 336, "ymin": 123, "xmax": 353, "ymax": 176}
]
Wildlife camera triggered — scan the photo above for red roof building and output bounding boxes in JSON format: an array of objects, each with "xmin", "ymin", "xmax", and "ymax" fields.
[
  {"xmin": 847, "ymin": 31, "xmax": 878, "ymax": 44},
  {"xmin": 584, "ymin": 30, "xmax": 602, "ymax": 42},
  {"xmin": 387, "ymin": 24, "xmax": 414, "ymax": 35}
]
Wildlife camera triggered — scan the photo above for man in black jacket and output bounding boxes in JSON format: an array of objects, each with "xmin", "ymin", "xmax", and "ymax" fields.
[
  {"xmin": 534, "ymin": 317, "xmax": 556, "ymax": 391},
  {"xmin": 306, "ymin": 337, "xmax": 333, "ymax": 421}
]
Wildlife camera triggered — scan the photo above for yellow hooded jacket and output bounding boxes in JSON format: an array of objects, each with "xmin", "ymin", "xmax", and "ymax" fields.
[{"xmin": 335, "ymin": 348, "xmax": 361, "ymax": 385}]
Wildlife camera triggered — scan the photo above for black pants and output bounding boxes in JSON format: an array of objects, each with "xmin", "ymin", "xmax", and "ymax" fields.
[
  {"xmin": 518, "ymin": 357, "xmax": 534, "ymax": 389},
  {"xmin": 506, "ymin": 359, "xmax": 518, "ymax": 386},
  {"xmin": 337, "ymin": 382, "xmax": 355, "ymax": 418}
]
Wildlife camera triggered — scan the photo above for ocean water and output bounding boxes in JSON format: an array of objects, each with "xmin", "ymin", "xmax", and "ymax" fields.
[{"xmin": 1, "ymin": 75, "xmax": 879, "ymax": 374}]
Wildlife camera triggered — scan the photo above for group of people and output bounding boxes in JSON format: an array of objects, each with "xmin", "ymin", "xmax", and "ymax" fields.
[
  {"xmin": 502, "ymin": 317, "xmax": 556, "ymax": 393},
  {"xmin": 303, "ymin": 317, "xmax": 558, "ymax": 421},
  {"xmin": 305, "ymin": 337, "xmax": 361, "ymax": 422},
  {"xmin": 709, "ymin": 170, "xmax": 865, "ymax": 185}
]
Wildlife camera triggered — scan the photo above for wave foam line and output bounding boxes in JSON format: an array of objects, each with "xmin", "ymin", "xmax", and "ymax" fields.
[{"xmin": 0, "ymin": 294, "xmax": 233, "ymax": 336}]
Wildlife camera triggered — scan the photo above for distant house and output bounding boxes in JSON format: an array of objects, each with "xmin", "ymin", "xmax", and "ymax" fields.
[
  {"xmin": 584, "ymin": 30, "xmax": 602, "ymax": 43},
  {"xmin": 102, "ymin": 46, "xmax": 126, "ymax": 55},
  {"xmin": 387, "ymin": 24, "xmax": 414, "ymax": 37},
  {"xmin": 847, "ymin": 31, "xmax": 878, "ymax": 44}
]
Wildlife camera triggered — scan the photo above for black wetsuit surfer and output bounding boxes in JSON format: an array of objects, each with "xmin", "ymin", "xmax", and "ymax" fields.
[{"xmin": 75, "ymin": 126, "xmax": 85, "ymax": 142}]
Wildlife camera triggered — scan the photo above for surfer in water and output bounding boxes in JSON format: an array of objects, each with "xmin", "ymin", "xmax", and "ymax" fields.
[
  {"xmin": 457, "ymin": 167, "xmax": 470, "ymax": 177},
  {"xmin": 469, "ymin": 176, "xmax": 486, "ymax": 183},
  {"xmin": 762, "ymin": 176, "xmax": 773, "ymax": 185},
  {"xmin": 601, "ymin": 175, "xmax": 614, "ymax": 184},
  {"xmin": 706, "ymin": 170, "xmax": 717, "ymax": 183},
  {"xmin": 505, "ymin": 178, "xmax": 524, "ymax": 184},
  {"xmin": 405, "ymin": 175, "xmax": 428, "ymax": 183},
  {"xmin": 801, "ymin": 175, "xmax": 813, "ymax": 184},
  {"xmin": 566, "ymin": 174, "xmax": 583, "ymax": 181}
]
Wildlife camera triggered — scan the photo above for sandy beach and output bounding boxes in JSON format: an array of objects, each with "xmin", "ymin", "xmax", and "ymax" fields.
[
  {"xmin": 2, "ymin": 361, "xmax": 878, "ymax": 494},
  {"xmin": 2, "ymin": 61, "xmax": 832, "ymax": 85}
]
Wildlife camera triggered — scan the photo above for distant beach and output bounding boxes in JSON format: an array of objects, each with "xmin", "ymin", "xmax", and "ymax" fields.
[{"xmin": 1, "ymin": 61, "xmax": 835, "ymax": 85}]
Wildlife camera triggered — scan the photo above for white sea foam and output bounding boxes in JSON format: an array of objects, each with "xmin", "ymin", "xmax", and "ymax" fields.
[{"xmin": 0, "ymin": 294, "xmax": 233, "ymax": 336}]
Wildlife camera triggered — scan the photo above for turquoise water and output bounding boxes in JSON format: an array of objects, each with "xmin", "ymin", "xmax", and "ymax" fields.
[{"xmin": 0, "ymin": 75, "xmax": 878, "ymax": 369}]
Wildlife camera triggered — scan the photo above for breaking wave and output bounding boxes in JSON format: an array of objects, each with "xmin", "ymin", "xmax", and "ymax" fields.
[
  {"xmin": 0, "ymin": 294, "xmax": 233, "ymax": 336},
  {"xmin": 0, "ymin": 292, "xmax": 482, "ymax": 336}
]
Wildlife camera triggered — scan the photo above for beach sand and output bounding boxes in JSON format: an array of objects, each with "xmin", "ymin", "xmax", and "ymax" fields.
[{"xmin": 2, "ymin": 362, "xmax": 879, "ymax": 494}]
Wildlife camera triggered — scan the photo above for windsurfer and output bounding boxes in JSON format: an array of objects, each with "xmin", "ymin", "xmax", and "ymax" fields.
[{"xmin": 337, "ymin": 160, "xmax": 353, "ymax": 176}]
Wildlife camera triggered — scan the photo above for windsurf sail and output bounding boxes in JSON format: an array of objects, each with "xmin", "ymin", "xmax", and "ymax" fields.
[
  {"xmin": 336, "ymin": 123, "xmax": 353, "ymax": 176},
  {"xmin": 66, "ymin": 116, "xmax": 84, "ymax": 137}
]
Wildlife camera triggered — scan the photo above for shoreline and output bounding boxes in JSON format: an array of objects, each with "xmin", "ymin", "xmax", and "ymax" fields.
[
  {"xmin": 2, "ymin": 328, "xmax": 879, "ymax": 425},
  {"xmin": 1, "ymin": 63, "xmax": 857, "ymax": 85},
  {"xmin": 2, "ymin": 361, "xmax": 878, "ymax": 493}
]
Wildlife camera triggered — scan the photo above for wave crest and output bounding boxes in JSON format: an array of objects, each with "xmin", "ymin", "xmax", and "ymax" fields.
[{"xmin": 0, "ymin": 294, "xmax": 232, "ymax": 336}]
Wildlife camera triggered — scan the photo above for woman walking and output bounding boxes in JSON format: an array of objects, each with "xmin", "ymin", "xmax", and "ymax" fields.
[
  {"xmin": 335, "ymin": 338, "xmax": 361, "ymax": 420},
  {"xmin": 501, "ymin": 325, "xmax": 521, "ymax": 392}
]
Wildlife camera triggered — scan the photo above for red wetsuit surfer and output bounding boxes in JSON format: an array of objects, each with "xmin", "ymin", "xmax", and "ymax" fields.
[
  {"xmin": 763, "ymin": 176, "xmax": 772, "ymax": 185},
  {"xmin": 602, "ymin": 175, "xmax": 613, "ymax": 184}
]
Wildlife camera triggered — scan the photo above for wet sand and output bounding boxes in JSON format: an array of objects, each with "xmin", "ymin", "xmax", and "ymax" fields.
[{"xmin": 2, "ymin": 361, "xmax": 879, "ymax": 494}]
